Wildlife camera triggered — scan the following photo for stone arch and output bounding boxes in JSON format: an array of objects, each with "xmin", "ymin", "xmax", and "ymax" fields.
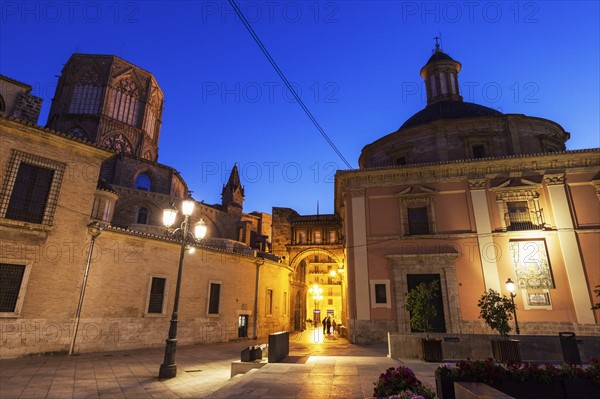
[
  {"xmin": 290, "ymin": 248, "xmax": 343, "ymax": 273},
  {"xmin": 288, "ymin": 247, "xmax": 344, "ymax": 331},
  {"xmin": 133, "ymin": 168, "xmax": 155, "ymax": 192}
]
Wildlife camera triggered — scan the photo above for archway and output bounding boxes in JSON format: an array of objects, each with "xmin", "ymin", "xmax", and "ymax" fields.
[{"xmin": 289, "ymin": 248, "xmax": 345, "ymax": 331}]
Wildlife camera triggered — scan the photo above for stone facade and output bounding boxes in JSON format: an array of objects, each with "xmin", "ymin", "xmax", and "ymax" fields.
[
  {"xmin": 271, "ymin": 208, "xmax": 345, "ymax": 331},
  {"xmin": 0, "ymin": 115, "xmax": 292, "ymax": 358},
  {"xmin": 337, "ymin": 48, "xmax": 600, "ymax": 343},
  {"xmin": 0, "ymin": 75, "xmax": 42, "ymax": 124},
  {"xmin": 0, "ymin": 54, "xmax": 287, "ymax": 359}
]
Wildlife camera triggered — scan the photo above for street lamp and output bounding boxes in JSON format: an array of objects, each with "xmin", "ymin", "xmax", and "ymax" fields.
[
  {"xmin": 505, "ymin": 278, "xmax": 520, "ymax": 335},
  {"xmin": 159, "ymin": 198, "xmax": 207, "ymax": 379},
  {"xmin": 308, "ymin": 284, "xmax": 323, "ymax": 327}
]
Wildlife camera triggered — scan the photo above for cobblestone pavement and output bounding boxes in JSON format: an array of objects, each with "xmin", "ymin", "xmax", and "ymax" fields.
[{"xmin": 0, "ymin": 329, "xmax": 439, "ymax": 398}]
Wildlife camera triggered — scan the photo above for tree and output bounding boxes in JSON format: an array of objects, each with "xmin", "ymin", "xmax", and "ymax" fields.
[
  {"xmin": 477, "ymin": 289, "xmax": 515, "ymax": 338},
  {"xmin": 405, "ymin": 281, "xmax": 440, "ymax": 339}
]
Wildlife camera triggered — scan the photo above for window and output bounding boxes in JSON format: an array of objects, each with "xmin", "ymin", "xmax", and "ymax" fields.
[
  {"xmin": 107, "ymin": 78, "xmax": 141, "ymax": 127},
  {"xmin": 329, "ymin": 230, "xmax": 337, "ymax": 243},
  {"xmin": 69, "ymin": 84, "xmax": 102, "ymax": 114},
  {"xmin": 137, "ymin": 207, "xmax": 148, "ymax": 224},
  {"xmin": 297, "ymin": 231, "xmax": 306, "ymax": 244},
  {"xmin": 507, "ymin": 201, "xmax": 534, "ymax": 231},
  {"xmin": 266, "ymin": 289, "xmax": 273, "ymax": 316},
  {"xmin": 0, "ymin": 151, "xmax": 65, "ymax": 226},
  {"xmin": 208, "ymin": 283, "xmax": 221, "ymax": 314},
  {"xmin": 0, "ymin": 264, "xmax": 26, "ymax": 313},
  {"xmin": 374, "ymin": 284, "xmax": 387, "ymax": 304},
  {"xmin": 408, "ymin": 207, "xmax": 429, "ymax": 235},
  {"xmin": 314, "ymin": 231, "xmax": 322, "ymax": 244},
  {"xmin": 472, "ymin": 145, "xmax": 486, "ymax": 159},
  {"xmin": 328, "ymin": 299, "xmax": 333, "ymax": 305},
  {"xmin": 135, "ymin": 173, "xmax": 151, "ymax": 191},
  {"xmin": 147, "ymin": 277, "xmax": 166, "ymax": 314},
  {"xmin": 370, "ymin": 280, "xmax": 391, "ymax": 308},
  {"xmin": 6, "ymin": 163, "xmax": 53, "ymax": 224}
]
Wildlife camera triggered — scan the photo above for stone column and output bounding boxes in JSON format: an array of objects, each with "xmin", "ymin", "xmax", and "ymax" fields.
[
  {"xmin": 544, "ymin": 174, "xmax": 595, "ymax": 324},
  {"xmin": 468, "ymin": 179, "xmax": 501, "ymax": 292},
  {"xmin": 349, "ymin": 188, "xmax": 371, "ymax": 322}
]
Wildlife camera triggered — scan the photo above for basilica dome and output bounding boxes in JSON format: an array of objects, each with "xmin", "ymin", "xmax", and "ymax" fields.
[{"xmin": 359, "ymin": 48, "xmax": 569, "ymax": 169}]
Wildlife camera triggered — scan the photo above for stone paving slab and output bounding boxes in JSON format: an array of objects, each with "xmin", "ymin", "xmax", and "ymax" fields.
[{"xmin": 0, "ymin": 330, "xmax": 439, "ymax": 398}]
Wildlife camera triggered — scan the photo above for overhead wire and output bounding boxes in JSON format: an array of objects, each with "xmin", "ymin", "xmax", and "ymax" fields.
[{"xmin": 227, "ymin": 0, "xmax": 353, "ymax": 170}]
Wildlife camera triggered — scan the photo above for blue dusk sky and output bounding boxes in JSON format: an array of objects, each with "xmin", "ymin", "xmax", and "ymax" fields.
[{"xmin": 1, "ymin": 1, "xmax": 599, "ymax": 215}]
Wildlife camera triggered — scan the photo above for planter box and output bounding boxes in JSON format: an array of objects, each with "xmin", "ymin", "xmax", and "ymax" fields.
[
  {"xmin": 491, "ymin": 339, "xmax": 521, "ymax": 363},
  {"xmin": 419, "ymin": 338, "xmax": 443, "ymax": 362},
  {"xmin": 563, "ymin": 378, "xmax": 598, "ymax": 399},
  {"xmin": 436, "ymin": 375, "xmax": 596, "ymax": 399},
  {"xmin": 492, "ymin": 379, "xmax": 565, "ymax": 399},
  {"xmin": 419, "ymin": 338, "xmax": 444, "ymax": 362}
]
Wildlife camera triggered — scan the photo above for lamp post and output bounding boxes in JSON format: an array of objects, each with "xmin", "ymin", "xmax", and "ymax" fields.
[
  {"xmin": 308, "ymin": 284, "xmax": 323, "ymax": 327},
  {"xmin": 505, "ymin": 278, "xmax": 520, "ymax": 335},
  {"xmin": 159, "ymin": 199, "xmax": 207, "ymax": 379},
  {"xmin": 69, "ymin": 221, "xmax": 104, "ymax": 355}
]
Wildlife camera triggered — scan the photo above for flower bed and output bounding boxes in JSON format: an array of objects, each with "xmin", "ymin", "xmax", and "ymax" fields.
[
  {"xmin": 435, "ymin": 358, "xmax": 600, "ymax": 399},
  {"xmin": 373, "ymin": 366, "xmax": 435, "ymax": 399}
]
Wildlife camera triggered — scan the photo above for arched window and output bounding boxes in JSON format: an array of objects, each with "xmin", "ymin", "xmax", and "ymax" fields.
[
  {"xmin": 135, "ymin": 173, "xmax": 151, "ymax": 191},
  {"xmin": 137, "ymin": 207, "xmax": 148, "ymax": 224},
  {"xmin": 107, "ymin": 78, "xmax": 141, "ymax": 126},
  {"xmin": 68, "ymin": 70, "xmax": 101, "ymax": 114}
]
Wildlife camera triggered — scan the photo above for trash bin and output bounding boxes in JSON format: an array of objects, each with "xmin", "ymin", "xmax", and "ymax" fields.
[{"xmin": 559, "ymin": 331, "xmax": 581, "ymax": 364}]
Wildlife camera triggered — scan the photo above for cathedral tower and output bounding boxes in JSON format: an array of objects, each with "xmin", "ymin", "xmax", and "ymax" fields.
[{"xmin": 46, "ymin": 54, "xmax": 163, "ymax": 162}]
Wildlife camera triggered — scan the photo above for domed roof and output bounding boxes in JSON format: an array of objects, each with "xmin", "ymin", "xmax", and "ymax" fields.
[
  {"xmin": 400, "ymin": 101, "xmax": 503, "ymax": 130},
  {"xmin": 425, "ymin": 50, "xmax": 456, "ymax": 65}
]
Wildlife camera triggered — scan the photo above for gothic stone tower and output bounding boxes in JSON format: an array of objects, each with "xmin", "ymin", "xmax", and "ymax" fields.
[
  {"xmin": 47, "ymin": 54, "xmax": 163, "ymax": 162},
  {"xmin": 221, "ymin": 164, "xmax": 245, "ymax": 218}
]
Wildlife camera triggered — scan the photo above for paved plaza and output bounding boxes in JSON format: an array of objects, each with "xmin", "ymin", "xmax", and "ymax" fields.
[{"xmin": 0, "ymin": 329, "xmax": 440, "ymax": 398}]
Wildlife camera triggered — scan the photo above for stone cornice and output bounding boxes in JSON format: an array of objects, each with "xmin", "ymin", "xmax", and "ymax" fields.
[
  {"xmin": 335, "ymin": 149, "xmax": 600, "ymax": 211},
  {"xmin": 544, "ymin": 173, "xmax": 566, "ymax": 186}
]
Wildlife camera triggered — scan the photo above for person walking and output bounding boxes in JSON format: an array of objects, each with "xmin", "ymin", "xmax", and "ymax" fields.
[
  {"xmin": 332, "ymin": 318, "xmax": 337, "ymax": 335},
  {"xmin": 322, "ymin": 316, "xmax": 327, "ymax": 334},
  {"xmin": 326, "ymin": 316, "xmax": 332, "ymax": 336}
]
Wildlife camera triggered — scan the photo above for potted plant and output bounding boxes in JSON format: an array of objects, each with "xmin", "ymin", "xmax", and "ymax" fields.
[
  {"xmin": 477, "ymin": 289, "xmax": 521, "ymax": 363},
  {"xmin": 405, "ymin": 281, "xmax": 443, "ymax": 362}
]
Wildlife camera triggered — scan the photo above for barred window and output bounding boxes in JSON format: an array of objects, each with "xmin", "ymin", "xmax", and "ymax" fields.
[
  {"xmin": 208, "ymin": 283, "xmax": 221, "ymax": 314},
  {"xmin": 0, "ymin": 264, "xmax": 26, "ymax": 313},
  {"xmin": 507, "ymin": 201, "xmax": 535, "ymax": 231},
  {"xmin": 147, "ymin": 277, "xmax": 166, "ymax": 314},
  {"xmin": 69, "ymin": 85, "xmax": 102, "ymax": 114},
  {"xmin": 0, "ymin": 151, "xmax": 66, "ymax": 226}
]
